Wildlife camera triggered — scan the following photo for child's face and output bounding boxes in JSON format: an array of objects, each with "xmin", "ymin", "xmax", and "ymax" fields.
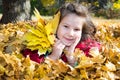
[{"xmin": 57, "ymin": 13, "xmax": 85, "ymax": 46}]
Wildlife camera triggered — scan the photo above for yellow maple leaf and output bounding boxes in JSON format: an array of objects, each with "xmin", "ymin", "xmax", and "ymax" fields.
[
  {"xmin": 80, "ymin": 69, "xmax": 88, "ymax": 79},
  {"xmin": 45, "ymin": 11, "xmax": 60, "ymax": 45},
  {"xmin": 0, "ymin": 64, "xmax": 5, "ymax": 74},
  {"xmin": 23, "ymin": 9, "xmax": 60, "ymax": 54},
  {"xmin": 102, "ymin": 61, "xmax": 116, "ymax": 71},
  {"xmin": 33, "ymin": 8, "xmax": 45, "ymax": 26}
]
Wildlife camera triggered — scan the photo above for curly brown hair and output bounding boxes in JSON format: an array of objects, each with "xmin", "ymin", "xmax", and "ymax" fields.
[{"xmin": 58, "ymin": 2, "xmax": 96, "ymax": 42}]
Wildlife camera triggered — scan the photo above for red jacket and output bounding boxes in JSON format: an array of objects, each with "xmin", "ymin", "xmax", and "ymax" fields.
[{"xmin": 22, "ymin": 39, "xmax": 100, "ymax": 63}]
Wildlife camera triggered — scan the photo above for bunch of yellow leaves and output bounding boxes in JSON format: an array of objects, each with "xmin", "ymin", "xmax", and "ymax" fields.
[{"xmin": 23, "ymin": 9, "xmax": 60, "ymax": 54}]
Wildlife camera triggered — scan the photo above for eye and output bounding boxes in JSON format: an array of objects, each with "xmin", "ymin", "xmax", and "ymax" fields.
[
  {"xmin": 74, "ymin": 28, "xmax": 80, "ymax": 31},
  {"xmin": 64, "ymin": 25, "xmax": 68, "ymax": 28}
]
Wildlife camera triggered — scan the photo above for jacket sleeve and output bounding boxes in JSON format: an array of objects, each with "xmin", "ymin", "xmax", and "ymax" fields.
[
  {"xmin": 22, "ymin": 49, "xmax": 45, "ymax": 63},
  {"xmin": 75, "ymin": 39, "xmax": 101, "ymax": 56},
  {"xmin": 22, "ymin": 48, "xmax": 69, "ymax": 64}
]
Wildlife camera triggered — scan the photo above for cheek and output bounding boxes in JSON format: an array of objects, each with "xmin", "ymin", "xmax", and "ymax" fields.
[
  {"xmin": 56, "ymin": 27, "xmax": 64, "ymax": 38},
  {"xmin": 75, "ymin": 32, "xmax": 82, "ymax": 39},
  {"xmin": 57, "ymin": 26, "xmax": 66, "ymax": 33}
]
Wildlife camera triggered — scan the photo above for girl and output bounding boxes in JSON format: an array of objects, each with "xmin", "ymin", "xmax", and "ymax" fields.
[{"xmin": 22, "ymin": 3, "xmax": 100, "ymax": 67}]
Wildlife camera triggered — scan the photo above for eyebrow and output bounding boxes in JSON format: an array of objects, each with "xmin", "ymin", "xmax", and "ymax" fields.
[{"xmin": 62, "ymin": 22, "xmax": 70, "ymax": 26}]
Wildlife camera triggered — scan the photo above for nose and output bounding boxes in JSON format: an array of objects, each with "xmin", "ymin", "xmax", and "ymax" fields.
[{"xmin": 68, "ymin": 29, "xmax": 74, "ymax": 36}]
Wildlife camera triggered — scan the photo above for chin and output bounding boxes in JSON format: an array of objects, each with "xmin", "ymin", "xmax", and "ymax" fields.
[
  {"xmin": 61, "ymin": 39, "xmax": 73, "ymax": 46},
  {"xmin": 63, "ymin": 42, "xmax": 72, "ymax": 46}
]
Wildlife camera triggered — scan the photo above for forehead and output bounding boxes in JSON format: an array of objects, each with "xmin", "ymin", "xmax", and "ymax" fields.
[{"xmin": 60, "ymin": 13, "xmax": 85, "ymax": 27}]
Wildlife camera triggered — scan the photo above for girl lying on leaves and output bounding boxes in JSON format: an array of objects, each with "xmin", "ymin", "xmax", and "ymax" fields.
[{"xmin": 22, "ymin": 2, "xmax": 100, "ymax": 67}]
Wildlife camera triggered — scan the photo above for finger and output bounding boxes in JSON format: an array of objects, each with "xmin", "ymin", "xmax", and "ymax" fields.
[
  {"xmin": 54, "ymin": 40, "xmax": 65, "ymax": 49},
  {"xmin": 57, "ymin": 40, "xmax": 65, "ymax": 49},
  {"xmin": 54, "ymin": 38, "xmax": 58, "ymax": 43},
  {"xmin": 65, "ymin": 37, "xmax": 80, "ymax": 54},
  {"xmin": 72, "ymin": 37, "xmax": 81, "ymax": 47}
]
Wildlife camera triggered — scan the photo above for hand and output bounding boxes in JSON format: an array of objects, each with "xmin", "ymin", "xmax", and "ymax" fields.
[
  {"xmin": 65, "ymin": 37, "xmax": 80, "ymax": 66},
  {"xmin": 65, "ymin": 37, "xmax": 80, "ymax": 54},
  {"xmin": 48, "ymin": 38, "xmax": 65, "ymax": 60}
]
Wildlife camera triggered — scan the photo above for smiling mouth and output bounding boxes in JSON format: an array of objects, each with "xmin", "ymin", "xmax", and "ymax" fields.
[{"xmin": 64, "ymin": 37, "xmax": 74, "ymax": 42}]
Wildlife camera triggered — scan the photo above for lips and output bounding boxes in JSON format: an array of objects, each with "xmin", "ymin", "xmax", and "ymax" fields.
[
  {"xmin": 63, "ymin": 37, "xmax": 74, "ymax": 44},
  {"xmin": 65, "ymin": 38, "xmax": 74, "ymax": 41}
]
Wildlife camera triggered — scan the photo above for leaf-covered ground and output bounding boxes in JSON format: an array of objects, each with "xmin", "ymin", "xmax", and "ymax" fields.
[{"xmin": 0, "ymin": 20, "xmax": 120, "ymax": 80}]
